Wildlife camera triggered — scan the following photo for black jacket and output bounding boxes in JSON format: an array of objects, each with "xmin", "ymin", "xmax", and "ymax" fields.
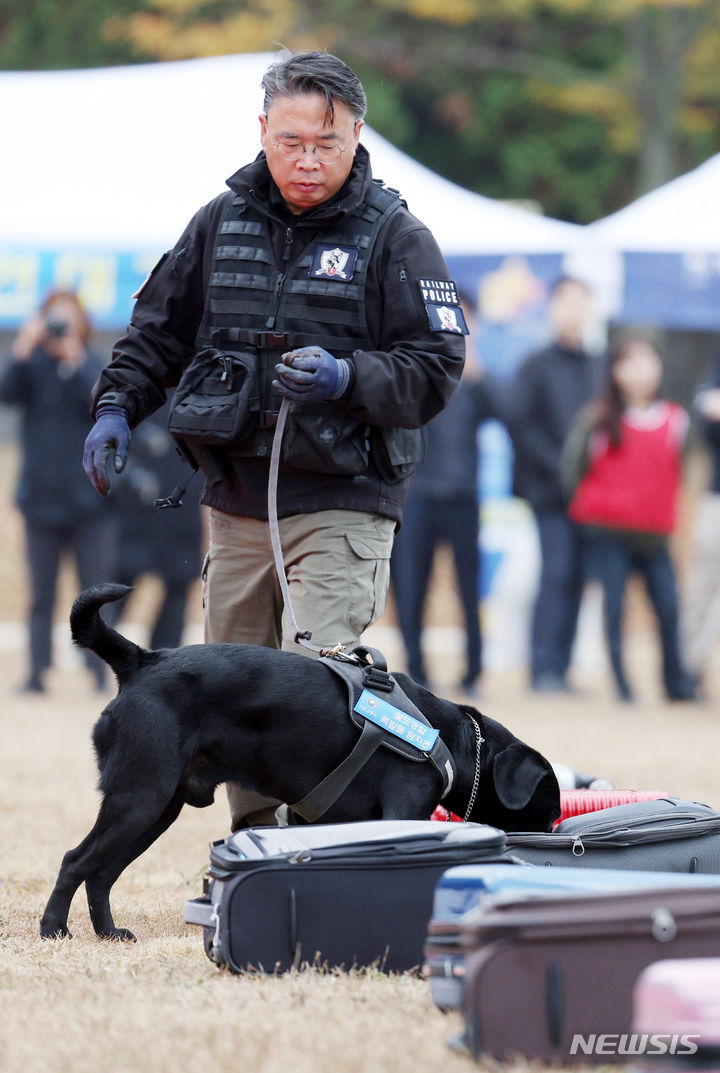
[
  {"xmin": 92, "ymin": 146, "xmax": 465, "ymax": 523},
  {"xmin": 507, "ymin": 341, "xmax": 597, "ymax": 513},
  {"xmin": 0, "ymin": 347, "xmax": 110, "ymax": 527},
  {"xmin": 407, "ymin": 376, "xmax": 498, "ymax": 501}
]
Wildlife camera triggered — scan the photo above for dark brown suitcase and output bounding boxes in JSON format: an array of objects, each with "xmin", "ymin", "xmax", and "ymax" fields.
[{"xmin": 459, "ymin": 886, "xmax": 720, "ymax": 1065}]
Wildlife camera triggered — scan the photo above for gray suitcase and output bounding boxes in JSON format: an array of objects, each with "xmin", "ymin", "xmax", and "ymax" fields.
[
  {"xmin": 184, "ymin": 819, "xmax": 510, "ymax": 973},
  {"xmin": 507, "ymin": 797, "xmax": 720, "ymax": 873}
]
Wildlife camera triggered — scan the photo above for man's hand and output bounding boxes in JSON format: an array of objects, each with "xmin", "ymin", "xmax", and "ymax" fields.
[
  {"xmin": 82, "ymin": 406, "xmax": 131, "ymax": 497},
  {"xmin": 273, "ymin": 346, "xmax": 351, "ymax": 402}
]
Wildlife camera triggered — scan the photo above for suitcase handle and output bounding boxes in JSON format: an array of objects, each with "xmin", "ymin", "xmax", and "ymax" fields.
[{"xmin": 184, "ymin": 896, "xmax": 216, "ymax": 928}]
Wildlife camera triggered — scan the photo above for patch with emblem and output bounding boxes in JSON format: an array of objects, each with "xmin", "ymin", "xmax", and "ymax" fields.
[
  {"xmin": 417, "ymin": 278, "xmax": 469, "ymax": 334},
  {"xmin": 310, "ymin": 244, "xmax": 359, "ymax": 281}
]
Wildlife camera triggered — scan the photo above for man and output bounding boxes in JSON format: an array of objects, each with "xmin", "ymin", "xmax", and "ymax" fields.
[
  {"xmin": 390, "ymin": 293, "xmax": 496, "ymax": 696},
  {"xmin": 507, "ymin": 276, "xmax": 597, "ymax": 694},
  {"xmin": 82, "ymin": 50, "xmax": 465, "ymax": 827}
]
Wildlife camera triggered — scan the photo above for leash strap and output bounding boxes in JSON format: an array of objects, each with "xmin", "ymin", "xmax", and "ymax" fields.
[
  {"xmin": 268, "ymin": 400, "xmax": 457, "ymax": 822},
  {"xmin": 268, "ymin": 398, "xmax": 329, "ymax": 655},
  {"xmin": 282, "ymin": 720, "xmax": 386, "ymax": 823}
]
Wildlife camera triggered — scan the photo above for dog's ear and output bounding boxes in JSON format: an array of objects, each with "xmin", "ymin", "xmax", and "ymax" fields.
[{"xmin": 492, "ymin": 743, "xmax": 552, "ymax": 810}]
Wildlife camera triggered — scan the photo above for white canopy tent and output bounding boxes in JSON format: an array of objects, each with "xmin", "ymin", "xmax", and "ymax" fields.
[
  {"xmin": 1, "ymin": 52, "xmax": 584, "ymax": 253},
  {"xmin": 587, "ymin": 153, "xmax": 720, "ymax": 253},
  {"xmin": 0, "ymin": 53, "xmax": 584, "ymax": 326},
  {"xmin": 582, "ymin": 154, "xmax": 720, "ymax": 328}
]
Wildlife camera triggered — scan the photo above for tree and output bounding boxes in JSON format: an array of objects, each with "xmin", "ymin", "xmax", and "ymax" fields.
[
  {"xmin": 5, "ymin": 0, "xmax": 720, "ymax": 221},
  {"xmin": 0, "ymin": 0, "xmax": 150, "ymax": 69}
]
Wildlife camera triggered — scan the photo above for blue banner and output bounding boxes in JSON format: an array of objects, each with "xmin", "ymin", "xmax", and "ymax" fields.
[
  {"xmin": 622, "ymin": 252, "xmax": 720, "ymax": 330},
  {"xmin": 0, "ymin": 247, "xmax": 163, "ymax": 330}
]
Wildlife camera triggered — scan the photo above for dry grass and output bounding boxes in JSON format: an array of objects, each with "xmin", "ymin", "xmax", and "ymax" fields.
[
  {"xmin": 2, "ymin": 643, "xmax": 719, "ymax": 1073},
  {"xmin": 2, "ymin": 439, "xmax": 720, "ymax": 1073}
]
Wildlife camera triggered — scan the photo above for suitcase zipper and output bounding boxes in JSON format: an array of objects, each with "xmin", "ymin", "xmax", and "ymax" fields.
[{"xmin": 509, "ymin": 815, "xmax": 720, "ymax": 851}]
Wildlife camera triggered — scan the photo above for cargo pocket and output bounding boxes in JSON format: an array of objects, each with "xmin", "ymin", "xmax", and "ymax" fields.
[
  {"xmin": 345, "ymin": 524, "xmax": 394, "ymax": 637},
  {"xmin": 372, "ymin": 426, "xmax": 422, "ymax": 483},
  {"xmin": 282, "ymin": 407, "xmax": 370, "ymax": 476},
  {"xmin": 168, "ymin": 349, "xmax": 257, "ymax": 446}
]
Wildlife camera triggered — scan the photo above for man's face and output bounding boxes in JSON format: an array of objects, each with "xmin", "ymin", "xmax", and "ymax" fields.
[
  {"xmin": 259, "ymin": 91, "xmax": 362, "ymax": 215},
  {"xmin": 548, "ymin": 281, "xmax": 592, "ymax": 348}
]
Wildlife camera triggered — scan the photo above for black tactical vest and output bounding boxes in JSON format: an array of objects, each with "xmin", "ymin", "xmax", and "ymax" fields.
[{"xmin": 182, "ymin": 179, "xmax": 421, "ymax": 480}]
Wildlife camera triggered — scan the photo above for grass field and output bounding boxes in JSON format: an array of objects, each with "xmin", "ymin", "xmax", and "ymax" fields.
[
  {"xmin": 1, "ymin": 440, "xmax": 719, "ymax": 1073},
  {"xmin": 3, "ymin": 639, "xmax": 719, "ymax": 1073}
]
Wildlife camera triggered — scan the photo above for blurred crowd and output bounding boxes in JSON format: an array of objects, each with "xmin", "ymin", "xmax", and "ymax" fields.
[
  {"xmin": 1, "ymin": 284, "xmax": 719, "ymax": 703},
  {"xmin": 0, "ymin": 290, "xmax": 204, "ymax": 694},
  {"xmin": 389, "ymin": 277, "xmax": 720, "ymax": 705}
]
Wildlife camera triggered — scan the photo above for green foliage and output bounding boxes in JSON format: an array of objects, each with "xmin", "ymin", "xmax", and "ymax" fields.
[
  {"xmin": 3, "ymin": 0, "xmax": 720, "ymax": 222},
  {"xmin": 0, "ymin": 0, "xmax": 151, "ymax": 69}
]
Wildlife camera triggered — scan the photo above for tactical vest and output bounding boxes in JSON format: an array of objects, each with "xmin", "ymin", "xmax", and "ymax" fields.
[{"xmin": 175, "ymin": 180, "xmax": 421, "ymax": 479}]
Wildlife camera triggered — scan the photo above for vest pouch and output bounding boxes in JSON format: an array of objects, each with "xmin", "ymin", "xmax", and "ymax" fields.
[
  {"xmin": 168, "ymin": 348, "xmax": 257, "ymax": 446},
  {"xmin": 281, "ymin": 405, "xmax": 370, "ymax": 476},
  {"xmin": 372, "ymin": 427, "xmax": 422, "ymax": 483}
]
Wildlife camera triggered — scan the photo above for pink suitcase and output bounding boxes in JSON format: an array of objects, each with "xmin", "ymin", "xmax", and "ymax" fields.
[{"xmin": 633, "ymin": 957, "xmax": 720, "ymax": 1065}]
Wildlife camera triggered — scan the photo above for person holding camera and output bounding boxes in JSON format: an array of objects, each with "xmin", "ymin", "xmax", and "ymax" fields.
[
  {"xmin": 82, "ymin": 50, "xmax": 465, "ymax": 828},
  {"xmin": 0, "ymin": 289, "xmax": 117, "ymax": 693}
]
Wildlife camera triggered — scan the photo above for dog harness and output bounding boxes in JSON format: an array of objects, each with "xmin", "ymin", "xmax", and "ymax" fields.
[{"xmin": 279, "ymin": 646, "xmax": 457, "ymax": 824}]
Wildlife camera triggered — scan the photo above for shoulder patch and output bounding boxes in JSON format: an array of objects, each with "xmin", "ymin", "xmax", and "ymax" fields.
[
  {"xmin": 417, "ymin": 278, "xmax": 468, "ymax": 334},
  {"xmin": 310, "ymin": 244, "xmax": 359, "ymax": 281}
]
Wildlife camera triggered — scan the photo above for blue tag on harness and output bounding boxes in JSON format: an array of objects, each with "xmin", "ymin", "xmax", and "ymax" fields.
[{"xmin": 353, "ymin": 690, "xmax": 439, "ymax": 752}]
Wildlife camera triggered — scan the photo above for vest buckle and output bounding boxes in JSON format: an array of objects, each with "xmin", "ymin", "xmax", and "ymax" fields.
[
  {"xmin": 256, "ymin": 332, "xmax": 288, "ymax": 349},
  {"xmin": 256, "ymin": 411, "xmax": 279, "ymax": 429}
]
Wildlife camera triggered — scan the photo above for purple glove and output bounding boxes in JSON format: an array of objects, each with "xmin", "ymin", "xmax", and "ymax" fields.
[
  {"xmin": 82, "ymin": 405, "xmax": 131, "ymax": 497},
  {"xmin": 273, "ymin": 346, "xmax": 351, "ymax": 402}
]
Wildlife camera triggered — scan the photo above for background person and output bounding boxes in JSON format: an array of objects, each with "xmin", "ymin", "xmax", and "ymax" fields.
[
  {"xmin": 507, "ymin": 276, "xmax": 597, "ymax": 694},
  {"xmin": 0, "ymin": 289, "xmax": 117, "ymax": 693},
  {"xmin": 564, "ymin": 338, "xmax": 697, "ymax": 703},
  {"xmin": 82, "ymin": 50, "xmax": 465, "ymax": 828},
  {"xmin": 390, "ymin": 295, "xmax": 497, "ymax": 697},
  {"xmin": 680, "ymin": 360, "xmax": 720, "ymax": 696}
]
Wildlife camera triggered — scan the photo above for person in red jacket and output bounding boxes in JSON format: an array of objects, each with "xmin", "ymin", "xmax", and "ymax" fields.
[{"xmin": 563, "ymin": 338, "xmax": 697, "ymax": 703}]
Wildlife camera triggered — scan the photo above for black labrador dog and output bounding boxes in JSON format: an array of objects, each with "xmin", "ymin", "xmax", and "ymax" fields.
[{"xmin": 41, "ymin": 584, "xmax": 560, "ymax": 941}]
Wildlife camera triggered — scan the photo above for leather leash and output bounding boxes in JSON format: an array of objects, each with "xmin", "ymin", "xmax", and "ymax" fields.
[{"xmin": 268, "ymin": 397, "xmax": 464, "ymax": 825}]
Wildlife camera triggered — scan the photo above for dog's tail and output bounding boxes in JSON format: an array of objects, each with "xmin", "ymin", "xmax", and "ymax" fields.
[{"xmin": 70, "ymin": 584, "xmax": 147, "ymax": 685}]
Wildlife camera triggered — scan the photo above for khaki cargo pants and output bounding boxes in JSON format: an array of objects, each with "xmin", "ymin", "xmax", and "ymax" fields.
[{"xmin": 202, "ymin": 507, "xmax": 396, "ymax": 829}]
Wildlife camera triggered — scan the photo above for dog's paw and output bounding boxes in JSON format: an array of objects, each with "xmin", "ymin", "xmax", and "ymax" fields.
[
  {"xmin": 40, "ymin": 921, "xmax": 72, "ymax": 940},
  {"xmin": 99, "ymin": 926, "xmax": 136, "ymax": 942}
]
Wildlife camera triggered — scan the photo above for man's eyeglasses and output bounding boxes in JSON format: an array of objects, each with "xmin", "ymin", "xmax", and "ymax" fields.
[{"xmin": 269, "ymin": 140, "xmax": 352, "ymax": 165}]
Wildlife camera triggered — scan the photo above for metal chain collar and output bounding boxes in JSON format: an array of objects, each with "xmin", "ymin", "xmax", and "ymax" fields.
[{"xmin": 463, "ymin": 713, "xmax": 485, "ymax": 822}]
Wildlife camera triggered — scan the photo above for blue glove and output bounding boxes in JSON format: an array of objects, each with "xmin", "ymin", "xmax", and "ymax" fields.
[
  {"xmin": 273, "ymin": 346, "xmax": 351, "ymax": 402},
  {"xmin": 82, "ymin": 405, "xmax": 131, "ymax": 497}
]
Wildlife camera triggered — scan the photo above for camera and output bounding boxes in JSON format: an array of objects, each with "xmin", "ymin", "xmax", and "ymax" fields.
[{"xmin": 45, "ymin": 316, "xmax": 69, "ymax": 339}]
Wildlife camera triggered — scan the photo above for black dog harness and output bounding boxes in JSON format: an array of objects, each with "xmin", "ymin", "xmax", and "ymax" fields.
[{"xmin": 279, "ymin": 647, "xmax": 457, "ymax": 823}]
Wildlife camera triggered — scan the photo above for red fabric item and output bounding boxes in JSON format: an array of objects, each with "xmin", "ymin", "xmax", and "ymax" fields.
[
  {"xmin": 432, "ymin": 790, "xmax": 670, "ymax": 828},
  {"xmin": 555, "ymin": 788, "xmax": 669, "ymax": 827},
  {"xmin": 568, "ymin": 402, "xmax": 684, "ymax": 535}
]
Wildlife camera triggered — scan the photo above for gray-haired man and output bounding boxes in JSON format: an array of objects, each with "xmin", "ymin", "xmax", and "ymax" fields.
[{"xmin": 83, "ymin": 49, "xmax": 466, "ymax": 828}]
